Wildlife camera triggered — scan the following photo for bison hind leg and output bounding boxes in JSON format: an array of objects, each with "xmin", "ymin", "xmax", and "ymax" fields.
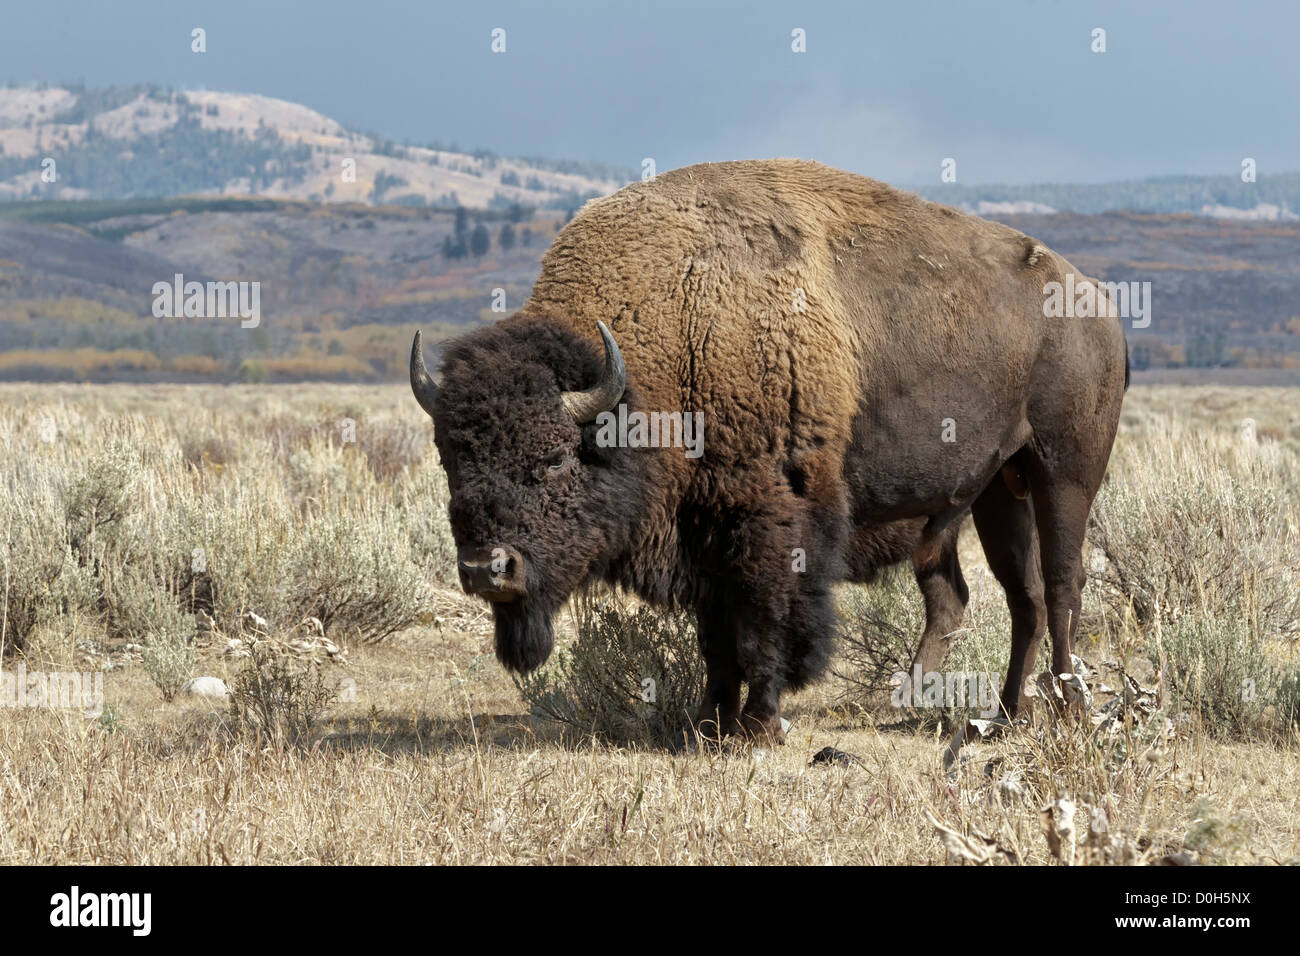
[
  {"xmin": 971, "ymin": 476, "xmax": 1046, "ymax": 718},
  {"xmin": 907, "ymin": 522, "xmax": 969, "ymax": 677}
]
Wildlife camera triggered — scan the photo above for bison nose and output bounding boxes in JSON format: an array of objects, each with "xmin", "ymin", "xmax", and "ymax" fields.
[{"xmin": 457, "ymin": 545, "xmax": 527, "ymax": 602}]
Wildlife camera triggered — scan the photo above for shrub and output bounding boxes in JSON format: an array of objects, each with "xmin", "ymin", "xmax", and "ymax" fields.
[
  {"xmin": 1, "ymin": 399, "xmax": 444, "ymax": 661},
  {"xmin": 185, "ymin": 477, "xmax": 296, "ymax": 636},
  {"xmin": 1275, "ymin": 667, "xmax": 1300, "ymax": 735},
  {"xmin": 180, "ymin": 428, "xmax": 239, "ymax": 470},
  {"xmin": 834, "ymin": 568, "xmax": 924, "ymax": 699},
  {"xmin": 1183, "ymin": 798, "xmax": 1253, "ymax": 865},
  {"xmin": 228, "ymin": 641, "xmax": 336, "ymax": 745},
  {"xmin": 1089, "ymin": 427, "xmax": 1300, "ymax": 638},
  {"xmin": 399, "ymin": 455, "xmax": 458, "ymax": 587},
  {"xmin": 0, "ymin": 539, "xmax": 95, "ymax": 656},
  {"xmin": 834, "ymin": 564, "xmax": 1013, "ymax": 725},
  {"xmin": 1090, "ymin": 426, "xmax": 1300, "ymax": 737},
  {"xmin": 285, "ymin": 443, "xmax": 352, "ymax": 507},
  {"xmin": 0, "ymin": 464, "xmax": 97, "ymax": 655},
  {"xmin": 354, "ymin": 419, "xmax": 427, "ymax": 481},
  {"xmin": 104, "ymin": 562, "xmax": 187, "ymax": 638},
  {"xmin": 63, "ymin": 441, "xmax": 139, "ymax": 555},
  {"xmin": 1156, "ymin": 615, "xmax": 1274, "ymax": 737},
  {"xmin": 136, "ymin": 588, "xmax": 197, "ymax": 702},
  {"xmin": 288, "ymin": 509, "xmax": 436, "ymax": 643},
  {"xmin": 515, "ymin": 595, "xmax": 704, "ymax": 747}
]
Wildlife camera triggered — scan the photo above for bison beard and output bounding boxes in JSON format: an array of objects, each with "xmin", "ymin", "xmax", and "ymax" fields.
[{"xmin": 492, "ymin": 600, "xmax": 556, "ymax": 672}]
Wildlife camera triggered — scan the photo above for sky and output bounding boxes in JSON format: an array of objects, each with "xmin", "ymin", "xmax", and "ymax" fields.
[{"xmin": 3, "ymin": 0, "xmax": 1296, "ymax": 185}]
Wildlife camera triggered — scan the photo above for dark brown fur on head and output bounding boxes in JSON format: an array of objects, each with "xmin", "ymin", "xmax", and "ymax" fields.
[{"xmin": 431, "ymin": 316, "xmax": 648, "ymax": 671}]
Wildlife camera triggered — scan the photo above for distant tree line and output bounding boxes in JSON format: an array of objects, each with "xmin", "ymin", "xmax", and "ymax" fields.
[{"xmin": 440, "ymin": 206, "xmax": 534, "ymax": 259}]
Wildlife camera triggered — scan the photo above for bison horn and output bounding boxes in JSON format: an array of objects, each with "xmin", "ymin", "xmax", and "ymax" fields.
[
  {"xmin": 560, "ymin": 321, "xmax": 626, "ymax": 424},
  {"xmin": 409, "ymin": 330, "xmax": 441, "ymax": 417}
]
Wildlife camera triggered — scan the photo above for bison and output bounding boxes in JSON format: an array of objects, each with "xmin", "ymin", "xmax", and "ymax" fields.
[{"xmin": 410, "ymin": 159, "xmax": 1128, "ymax": 741}]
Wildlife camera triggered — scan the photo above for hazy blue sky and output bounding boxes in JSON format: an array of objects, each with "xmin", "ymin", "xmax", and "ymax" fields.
[{"xmin": 3, "ymin": 0, "xmax": 1296, "ymax": 184}]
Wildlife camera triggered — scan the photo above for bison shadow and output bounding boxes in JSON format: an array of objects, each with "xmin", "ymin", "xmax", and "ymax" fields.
[
  {"xmin": 318, "ymin": 712, "xmax": 552, "ymax": 756},
  {"xmin": 316, "ymin": 710, "xmax": 721, "ymax": 755}
]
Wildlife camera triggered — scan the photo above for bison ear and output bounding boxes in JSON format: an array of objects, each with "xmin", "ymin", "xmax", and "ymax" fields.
[{"xmin": 578, "ymin": 420, "xmax": 619, "ymax": 467}]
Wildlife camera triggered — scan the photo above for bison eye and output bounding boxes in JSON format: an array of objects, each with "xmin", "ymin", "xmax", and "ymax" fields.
[{"xmin": 544, "ymin": 448, "xmax": 570, "ymax": 472}]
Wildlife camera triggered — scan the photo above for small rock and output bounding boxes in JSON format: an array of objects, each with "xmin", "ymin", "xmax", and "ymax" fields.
[
  {"xmin": 181, "ymin": 676, "xmax": 230, "ymax": 701},
  {"xmin": 810, "ymin": 746, "xmax": 863, "ymax": 768}
]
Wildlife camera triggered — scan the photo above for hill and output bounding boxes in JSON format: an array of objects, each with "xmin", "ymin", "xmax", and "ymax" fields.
[
  {"xmin": 0, "ymin": 83, "xmax": 629, "ymax": 209},
  {"xmin": 0, "ymin": 196, "xmax": 564, "ymax": 381}
]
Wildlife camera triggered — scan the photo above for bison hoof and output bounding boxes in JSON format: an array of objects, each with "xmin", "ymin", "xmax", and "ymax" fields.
[
  {"xmin": 737, "ymin": 713, "xmax": 786, "ymax": 745},
  {"xmin": 692, "ymin": 711, "xmax": 787, "ymax": 746},
  {"xmin": 693, "ymin": 714, "xmax": 740, "ymax": 746}
]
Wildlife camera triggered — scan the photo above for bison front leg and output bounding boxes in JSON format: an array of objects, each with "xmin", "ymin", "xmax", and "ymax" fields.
[
  {"xmin": 694, "ymin": 587, "xmax": 787, "ymax": 743},
  {"xmin": 693, "ymin": 596, "xmax": 743, "ymax": 739},
  {"xmin": 737, "ymin": 577, "xmax": 840, "ymax": 743},
  {"xmin": 739, "ymin": 678, "xmax": 786, "ymax": 743},
  {"xmin": 740, "ymin": 509, "xmax": 844, "ymax": 744}
]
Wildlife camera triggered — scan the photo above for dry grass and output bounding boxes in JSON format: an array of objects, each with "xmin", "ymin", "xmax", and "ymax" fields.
[{"xmin": 1, "ymin": 383, "xmax": 1298, "ymax": 865}]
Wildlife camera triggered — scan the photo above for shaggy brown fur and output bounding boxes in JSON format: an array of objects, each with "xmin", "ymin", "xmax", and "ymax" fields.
[{"xmin": 418, "ymin": 159, "xmax": 1128, "ymax": 741}]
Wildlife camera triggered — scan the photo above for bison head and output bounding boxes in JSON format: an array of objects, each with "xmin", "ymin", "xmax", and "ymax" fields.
[{"xmin": 410, "ymin": 317, "xmax": 642, "ymax": 672}]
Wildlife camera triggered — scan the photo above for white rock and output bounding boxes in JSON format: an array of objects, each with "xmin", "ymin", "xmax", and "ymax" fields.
[{"xmin": 181, "ymin": 676, "xmax": 230, "ymax": 701}]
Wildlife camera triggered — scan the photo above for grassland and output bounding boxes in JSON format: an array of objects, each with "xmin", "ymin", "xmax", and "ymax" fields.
[{"xmin": 0, "ymin": 383, "xmax": 1297, "ymax": 865}]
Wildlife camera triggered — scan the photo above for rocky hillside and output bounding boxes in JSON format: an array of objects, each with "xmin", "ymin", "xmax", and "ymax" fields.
[{"xmin": 0, "ymin": 84, "xmax": 629, "ymax": 209}]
